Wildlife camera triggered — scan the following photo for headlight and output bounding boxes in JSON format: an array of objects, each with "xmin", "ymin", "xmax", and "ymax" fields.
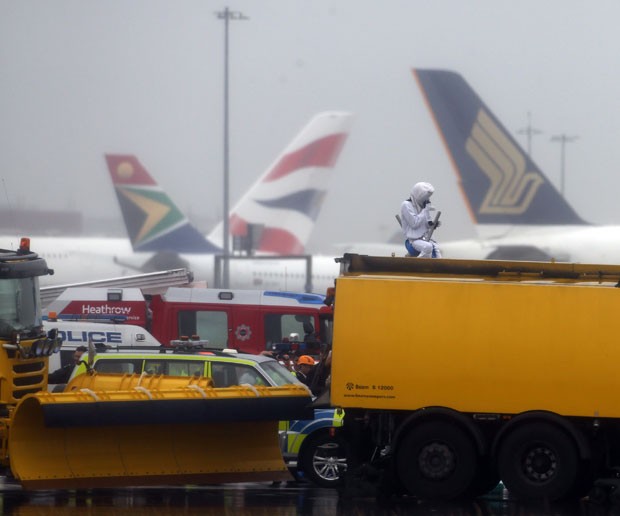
[{"xmin": 29, "ymin": 340, "xmax": 40, "ymax": 358}]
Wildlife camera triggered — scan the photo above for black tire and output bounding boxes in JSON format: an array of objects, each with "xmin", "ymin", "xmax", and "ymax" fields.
[
  {"xmin": 396, "ymin": 420, "xmax": 477, "ymax": 500},
  {"xmin": 299, "ymin": 431, "xmax": 347, "ymax": 488},
  {"xmin": 497, "ymin": 422, "xmax": 578, "ymax": 501}
]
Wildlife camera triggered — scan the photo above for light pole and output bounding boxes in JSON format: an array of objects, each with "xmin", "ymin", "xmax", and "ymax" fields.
[
  {"xmin": 517, "ymin": 112, "xmax": 542, "ymax": 157},
  {"xmin": 550, "ymin": 134, "xmax": 578, "ymax": 197},
  {"xmin": 215, "ymin": 7, "xmax": 248, "ymax": 288}
]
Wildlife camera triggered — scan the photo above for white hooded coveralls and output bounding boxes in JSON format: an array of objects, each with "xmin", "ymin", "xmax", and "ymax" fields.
[{"xmin": 400, "ymin": 182, "xmax": 442, "ymax": 258}]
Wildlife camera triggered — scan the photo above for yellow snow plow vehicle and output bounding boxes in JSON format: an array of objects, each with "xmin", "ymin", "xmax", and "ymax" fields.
[{"xmin": 0, "ymin": 238, "xmax": 312, "ymax": 489}]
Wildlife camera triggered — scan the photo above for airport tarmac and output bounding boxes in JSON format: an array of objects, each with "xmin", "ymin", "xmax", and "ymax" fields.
[{"xmin": 0, "ymin": 478, "xmax": 609, "ymax": 516}]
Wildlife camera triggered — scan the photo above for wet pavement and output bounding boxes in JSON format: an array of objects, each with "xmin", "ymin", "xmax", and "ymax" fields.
[{"xmin": 0, "ymin": 479, "xmax": 614, "ymax": 516}]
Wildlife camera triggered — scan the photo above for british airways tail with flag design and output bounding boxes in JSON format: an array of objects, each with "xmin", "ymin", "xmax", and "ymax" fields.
[
  {"xmin": 106, "ymin": 111, "xmax": 353, "ymax": 256},
  {"xmin": 412, "ymin": 69, "xmax": 587, "ymax": 226},
  {"xmin": 208, "ymin": 111, "xmax": 353, "ymax": 254}
]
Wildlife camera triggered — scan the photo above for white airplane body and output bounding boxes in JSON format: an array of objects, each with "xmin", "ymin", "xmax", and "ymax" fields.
[
  {"xmin": 333, "ymin": 226, "xmax": 612, "ymax": 262},
  {"xmin": 441, "ymin": 226, "xmax": 620, "ymax": 264},
  {"xmin": 189, "ymin": 253, "xmax": 339, "ymax": 293},
  {"xmin": 5, "ymin": 234, "xmax": 339, "ymax": 293},
  {"xmin": 109, "ymin": 250, "xmax": 339, "ymax": 293},
  {"xmin": 0, "ymin": 236, "xmax": 135, "ymax": 288}
]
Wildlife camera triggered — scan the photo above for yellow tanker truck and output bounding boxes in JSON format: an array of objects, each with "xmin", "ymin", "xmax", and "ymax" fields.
[
  {"xmin": 0, "ymin": 238, "xmax": 312, "ymax": 489},
  {"xmin": 327, "ymin": 253, "xmax": 620, "ymax": 501}
]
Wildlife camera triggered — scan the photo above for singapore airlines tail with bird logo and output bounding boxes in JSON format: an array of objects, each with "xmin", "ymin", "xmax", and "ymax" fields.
[{"xmin": 412, "ymin": 69, "xmax": 587, "ymax": 226}]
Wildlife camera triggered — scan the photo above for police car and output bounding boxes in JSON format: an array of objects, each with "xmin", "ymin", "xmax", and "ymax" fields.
[{"xmin": 67, "ymin": 347, "xmax": 346, "ymax": 487}]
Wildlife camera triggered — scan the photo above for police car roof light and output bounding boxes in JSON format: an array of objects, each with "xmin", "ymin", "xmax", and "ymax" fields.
[{"xmin": 170, "ymin": 339, "xmax": 210, "ymax": 349}]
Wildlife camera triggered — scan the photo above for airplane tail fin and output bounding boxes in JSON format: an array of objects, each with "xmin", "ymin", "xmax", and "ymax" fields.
[
  {"xmin": 105, "ymin": 155, "xmax": 222, "ymax": 253},
  {"xmin": 208, "ymin": 111, "xmax": 354, "ymax": 254},
  {"xmin": 412, "ymin": 69, "xmax": 587, "ymax": 226}
]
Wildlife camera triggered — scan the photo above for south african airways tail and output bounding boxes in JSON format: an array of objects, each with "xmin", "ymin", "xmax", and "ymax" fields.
[
  {"xmin": 106, "ymin": 111, "xmax": 353, "ymax": 256},
  {"xmin": 105, "ymin": 155, "xmax": 221, "ymax": 254}
]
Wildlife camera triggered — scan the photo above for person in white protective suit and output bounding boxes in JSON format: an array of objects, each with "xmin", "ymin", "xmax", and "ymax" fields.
[{"xmin": 400, "ymin": 182, "xmax": 442, "ymax": 258}]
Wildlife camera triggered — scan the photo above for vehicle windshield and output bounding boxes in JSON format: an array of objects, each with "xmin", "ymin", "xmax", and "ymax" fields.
[
  {"xmin": 260, "ymin": 359, "xmax": 302, "ymax": 387},
  {"xmin": 0, "ymin": 277, "xmax": 41, "ymax": 337}
]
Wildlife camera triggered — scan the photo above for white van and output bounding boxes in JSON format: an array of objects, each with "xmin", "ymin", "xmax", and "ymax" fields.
[{"xmin": 45, "ymin": 320, "xmax": 161, "ymax": 377}]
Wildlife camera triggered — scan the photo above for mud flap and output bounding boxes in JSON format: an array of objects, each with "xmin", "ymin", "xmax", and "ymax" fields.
[{"xmin": 9, "ymin": 384, "xmax": 312, "ymax": 489}]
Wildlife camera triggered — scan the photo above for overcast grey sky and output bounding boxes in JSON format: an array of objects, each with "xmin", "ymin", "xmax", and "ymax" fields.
[{"xmin": 2, "ymin": 1, "xmax": 619, "ymax": 252}]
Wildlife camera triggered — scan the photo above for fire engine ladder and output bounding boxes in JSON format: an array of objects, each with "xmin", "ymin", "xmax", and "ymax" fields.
[
  {"xmin": 338, "ymin": 253, "xmax": 620, "ymax": 285},
  {"xmin": 40, "ymin": 268, "xmax": 195, "ymax": 308}
]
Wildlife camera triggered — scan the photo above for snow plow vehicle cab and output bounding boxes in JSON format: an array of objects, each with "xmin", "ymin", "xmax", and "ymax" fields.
[{"xmin": 0, "ymin": 238, "xmax": 61, "ymax": 407}]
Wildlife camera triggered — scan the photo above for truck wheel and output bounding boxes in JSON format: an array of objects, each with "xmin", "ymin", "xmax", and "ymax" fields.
[
  {"xmin": 396, "ymin": 420, "xmax": 477, "ymax": 500},
  {"xmin": 497, "ymin": 422, "xmax": 578, "ymax": 501},
  {"xmin": 299, "ymin": 431, "xmax": 347, "ymax": 488}
]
